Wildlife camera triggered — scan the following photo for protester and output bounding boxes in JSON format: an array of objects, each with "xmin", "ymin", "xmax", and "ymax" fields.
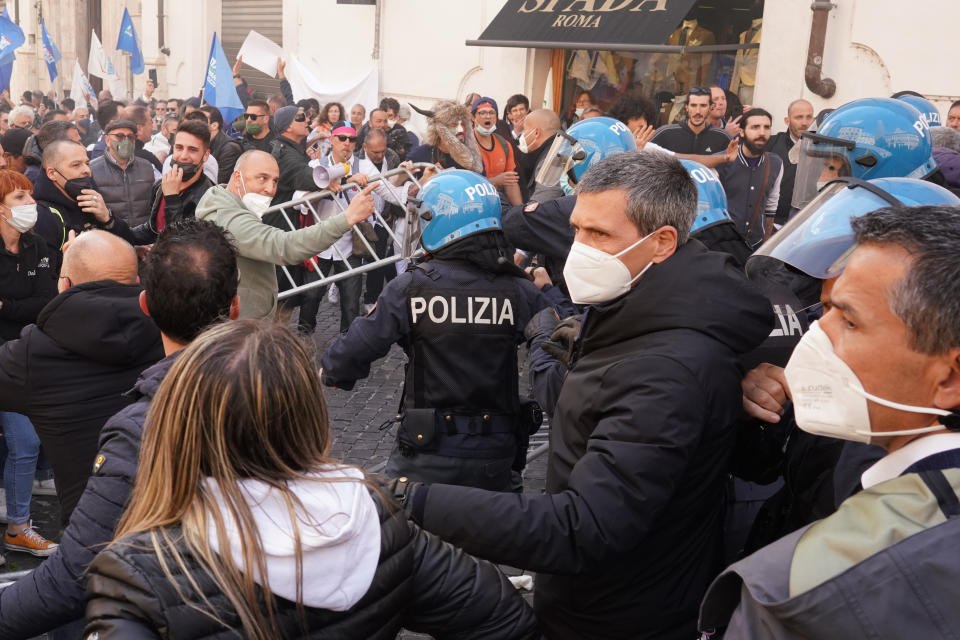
[
  {"xmin": 90, "ymin": 119, "xmax": 156, "ymax": 227},
  {"xmin": 0, "ymin": 219, "xmax": 238, "ymax": 640},
  {"xmin": 563, "ymin": 89, "xmax": 595, "ymax": 127},
  {"xmin": 201, "ymin": 104, "xmax": 242, "ymax": 184},
  {"xmin": 195, "ymin": 150, "xmax": 375, "ymax": 319},
  {"xmin": 472, "ymin": 96, "xmax": 521, "ymax": 205},
  {"xmin": 86, "ymin": 100, "xmax": 121, "ymax": 161},
  {"xmin": 83, "ymin": 320, "xmax": 537, "ymax": 639},
  {"xmin": 516, "ymin": 107, "xmax": 563, "ymax": 201},
  {"xmin": 716, "ymin": 108, "xmax": 783, "ymax": 248},
  {"xmin": 161, "ymin": 112, "xmax": 219, "ymax": 184},
  {"xmin": 21, "ymin": 120, "xmax": 81, "ymax": 184},
  {"xmin": 239, "ymin": 100, "xmax": 276, "ymax": 153},
  {"xmin": 498, "ymin": 93, "xmax": 529, "ymax": 144},
  {"xmin": 407, "ymin": 100, "xmax": 483, "ymax": 173},
  {"xmin": 768, "ymin": 98, "xmax": 814, "ymax": 223},
  {"xmin": 947, "ymin": 99, "xmax": 960, "ymax": 130},
  {"xmin": 0, "ymin": 230, "xmax": 162, "ymax": 527},
  {"xmin": 144, "ymin": 114, "xmax": 177, "ymax": 163},
  {"xmin": 394, "ymin": 152, "xmax": 773, "ymax": 640},
  {"xmin": 0, "ymin": 126, "xmax": 31, "ymax": 173},
  {"xmin": 380, "ymin": 96, "xmax": 413, "ymax": 159},
  {"xmin": 349, "ymin": 103, "xmax": 366, "ymax": 131},
  {"xmin": 0, "ymin": 170, "xmax": 58, "ymax": 562},
  {"xmin": 8, "ymin": 106, "xmax": 34, "ymax": 130},
  {"xmin": 700, "ymin": 205, "xmax": 960, "ymax": 638},
  {"xmin": 129, "ymin": 119, "xmax": 215, "ymax": 245},
  {"xmin": 650, "ymin": 87, "xmax": 732, "ymax": 154}
]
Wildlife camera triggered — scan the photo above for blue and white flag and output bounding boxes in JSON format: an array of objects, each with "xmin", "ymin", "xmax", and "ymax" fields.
[
  {"xmin": 0, "ymin": 9, "xmax": 25, "ymax": 67},
  {"xmin": 116, "ymin": 7, "xmax": 144, "ymax": 75},
  {"xmin": 203, "ymin": 32, "xmax": 244, "ymax": 125},
  {"xmin": 41, "ymin": 19, "xmax": 61, "ymax": 81},
  {"xmin": 0, "ymin": 9, "xmax": 14, "ymax": 93}
]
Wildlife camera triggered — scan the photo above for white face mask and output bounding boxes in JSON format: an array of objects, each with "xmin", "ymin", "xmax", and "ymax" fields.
[
  {"xmin": 387, "ymin": 119, "xmax": 397, "ymax": 128},
  {"xmin": 562, "ymin": 231, "xmax": 655, "ymax": 305},
  {"xmin": 238, "ymin": 173, "xmax": 272, "ymax": 218},
  {"xmin": 1, "ymin": 203, "xmax": 37, "ymax": 233},
  {"xmin": 518, "ymin": 128, "xmax": 537, "ymax": 154},
  {"xmin": 575, "ymin": 107, "xmax": 585, "ymax": 118},
  {"xmin": 784, "ymin": 321, "xmax": 955, "ymax": 445},
  {"xmin": 476, "ymin": 124, "xmax": 496, "ymax": 136}
]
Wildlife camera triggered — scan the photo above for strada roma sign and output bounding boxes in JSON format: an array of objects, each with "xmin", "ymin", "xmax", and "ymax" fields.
[{"xmin": 473, "ymin": 0, "xmax": 693, "ymax": 47}]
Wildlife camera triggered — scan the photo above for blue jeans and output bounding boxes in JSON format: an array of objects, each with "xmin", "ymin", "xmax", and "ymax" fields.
[{"xmin": 1, "ymin": 411, "xmax": 39, "ymax": 524}]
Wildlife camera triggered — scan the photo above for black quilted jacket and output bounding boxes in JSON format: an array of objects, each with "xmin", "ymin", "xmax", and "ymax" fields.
[{"xmin": 83, "ymin": 492, "xmax": 539, "ymax": 639}]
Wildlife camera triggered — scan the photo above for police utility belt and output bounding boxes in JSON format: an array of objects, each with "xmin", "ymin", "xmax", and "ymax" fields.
[{"xmin": 398, "ymin": 401, "xmax": 542, "ymax": 458}]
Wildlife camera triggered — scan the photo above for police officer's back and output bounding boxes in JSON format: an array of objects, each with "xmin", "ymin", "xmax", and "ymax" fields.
[{"xmin": 321, "ymin": 170, "xmax": 559, "ymax": 491}]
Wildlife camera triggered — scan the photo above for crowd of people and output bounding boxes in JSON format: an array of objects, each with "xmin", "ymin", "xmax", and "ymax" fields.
[{"xmin": 0, "ymin": 54, "xmax": 958, "ymax": 639}]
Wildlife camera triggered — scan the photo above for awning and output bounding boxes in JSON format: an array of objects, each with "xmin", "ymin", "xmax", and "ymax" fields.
[{"xmin": 468, "ymin": 0, "xmax": 699, "ymax": 51}]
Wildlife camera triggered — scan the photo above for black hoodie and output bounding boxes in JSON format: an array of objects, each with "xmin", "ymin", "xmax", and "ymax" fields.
[
  {"xmin": 418, "ymin": 240, "xmax": 774, "ymax": 640},
  {"xmin": 0, "ymin": 280, "xmax": 163, "ymax": 523}
]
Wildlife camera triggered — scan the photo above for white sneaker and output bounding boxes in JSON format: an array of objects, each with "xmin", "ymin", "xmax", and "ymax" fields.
[
  {"xmin": 32, "ymin": 478, "xmax": 57, "ymax": 496},
  {"xmin": 328, "ymin": 284, "xmax": 340, "ymax": 303}
]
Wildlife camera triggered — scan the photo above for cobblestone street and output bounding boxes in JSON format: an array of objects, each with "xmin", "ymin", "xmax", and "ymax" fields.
[{"xmin": 12, "ymin": 292, "xmax": 547, "ymax": 638}]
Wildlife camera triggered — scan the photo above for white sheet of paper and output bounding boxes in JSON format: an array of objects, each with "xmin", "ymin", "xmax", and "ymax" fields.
[{"xmin": 237, "ymin": 30, "xmax": 284, "ymax": 78}]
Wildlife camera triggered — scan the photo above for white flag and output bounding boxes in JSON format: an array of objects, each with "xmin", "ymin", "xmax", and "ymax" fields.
[
  {"xmin": 87, "ymin": 30, "xmax": 124, "ymax": 96},
  {"xmin": 70, "ymin": 60, "xmax": 99, "ymax": 110}
]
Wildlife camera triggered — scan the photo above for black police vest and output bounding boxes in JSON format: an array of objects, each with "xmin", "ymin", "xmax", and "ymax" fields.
[{"xmin": 401, "ymin": 261, "xmax": 524, "ymax": 457}]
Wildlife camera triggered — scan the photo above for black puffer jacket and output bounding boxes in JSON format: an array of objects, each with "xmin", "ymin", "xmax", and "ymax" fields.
[
  {"xmin": 0, "ymin": 232, "xmax": 57, "ymax": 341},
  {"xmin": 0, "ymin": 281, "xmax": 162, "ymax": 524},
  {"xmin": 0, "ymin": 354, "xmax": 175, "ymax": 639},
  {"xmin": 84, "ymin": 490, "xmax": 538, "ymax": 639},
  {"xmin": 33, "ymin": 171, "xmax": 136, "ymax": 250},
  {"xmin": 417, "ymin": 240, "xmax": 774, "ymax": 640}
]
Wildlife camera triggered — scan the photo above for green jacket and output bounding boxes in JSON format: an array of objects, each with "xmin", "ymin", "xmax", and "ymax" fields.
[{"xmin": 195, "ymin": 185, "xmax": 350, "ymax": 319}]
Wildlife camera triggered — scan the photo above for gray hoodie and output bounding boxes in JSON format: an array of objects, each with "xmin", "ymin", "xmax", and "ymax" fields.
[{"xmin": 195, "ymin": 185, "xmax": 350, "ymax": 319}]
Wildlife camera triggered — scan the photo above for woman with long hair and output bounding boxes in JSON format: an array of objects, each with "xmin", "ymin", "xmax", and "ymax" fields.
[
  {"xmin": 309, "ymin": 102, "xmax": 346, "ymax": 158},
  {"xmin": 563, "ymin": 89, "xmax": 596, "ymax": 128},
  {"xmin": 0, "ymin": 170, "xmax": 58, "ymax": 560},
  {"xmin": 84, "ymin": 321, "xmax": 537, "ymax": 639}
]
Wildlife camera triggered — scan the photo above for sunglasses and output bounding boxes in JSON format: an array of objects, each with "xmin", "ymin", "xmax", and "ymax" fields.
[
  {"xmin": 294, "ymin": 113, "xmax": 307, "ymax": 122},
  {"xmin": 243, "ymin": 113, "xmax": 264, "ymax": 120},
  {"xmin": 335, "ymin": 135, "xmax": 357, "ymax": 143},
  {"xmin": 688, "ymin": 87, "xmax": 711, "ymax": 96}
]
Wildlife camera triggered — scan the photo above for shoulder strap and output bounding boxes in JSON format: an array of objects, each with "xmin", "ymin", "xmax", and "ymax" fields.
[
  {"xmin": 46, "ymin": 206, "xmax": 67, "ymax": 250},
  {"xmin": 493, "ymin": 133, "xmax": 509, "ymax": 158},
  {"xmin": 919, "ymin": 469, "xmax": 960, "ymax": 518}
]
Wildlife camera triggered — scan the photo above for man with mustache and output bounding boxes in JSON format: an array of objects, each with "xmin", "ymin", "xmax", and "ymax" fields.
[{"xmin": 716, "ymin": 108, "xmax": 782, "ymax": 248}]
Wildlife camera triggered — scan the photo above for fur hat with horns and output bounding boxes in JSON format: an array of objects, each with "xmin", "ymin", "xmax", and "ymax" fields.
[{"xmin": 409, "ymin": 100, "xmax": 483, "ymax": 173}]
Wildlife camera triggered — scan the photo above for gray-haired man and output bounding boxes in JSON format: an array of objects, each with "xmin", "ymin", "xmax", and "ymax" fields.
[{"xmin": 397, "ymin": 151, "xmax": 774, "ymax": 640}]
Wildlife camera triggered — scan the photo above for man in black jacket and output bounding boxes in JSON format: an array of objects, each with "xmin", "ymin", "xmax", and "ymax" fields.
[
  {"xmin": 0, "ymin": 230, "xmax": 162, "ymax": 532},
  {"xmin": 0, "ymin": 219, "xmax": 239, "ymax": 640},
  {"xmin": 269, "ymin": 105, "xmax": 314, "ymax": 205},
  {"xmin": 650, "ymin": 87, "xmax": 732, "ymax": 155},
  {"xmin": 128, "ymin": 119, "xmax": 215, "ymax": 245},
  {"xmin": 399, "ymin": 152, "xmax": 774, "ymax": 639},
  {"xmin": 202, "ymin": 104, "xmax": 243, "ymax": 184}
]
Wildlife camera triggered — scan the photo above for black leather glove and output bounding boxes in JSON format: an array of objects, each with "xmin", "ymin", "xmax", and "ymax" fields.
[
  {"xmin": 380, "ymin": 475, "xmax": 427, "ymax": 524},
  {"xmin": 540, "ymin": 315, "xmax": 582, "ymax": 369},
  {"xmin": 524, "ymin": 306, "xmax": 560, "ymax": 342}
]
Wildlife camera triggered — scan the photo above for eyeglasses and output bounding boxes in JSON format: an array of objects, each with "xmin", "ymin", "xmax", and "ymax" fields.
[
  {"xmin": 109, "ymin": 133, "xmax": 136, "ymax": 141},
  {"xmin": 243, "ymin": 113, "xmax": 264, "ymax": 120},
  {"xmin": 294, "ymin": 113, "xmax": 306, "ymax": 122},
  {"xmin": 475, "ymin": 109, "xmax": 497, "ymax": 117},
  {"xmin": 335, "ymin": 135, "xmax": 357, "ymax": 143}
]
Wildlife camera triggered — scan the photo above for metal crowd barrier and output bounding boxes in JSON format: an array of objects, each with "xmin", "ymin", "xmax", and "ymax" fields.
[{"xmin": 266, "ymin": 162, "xmax": 435, "ymax": 301}]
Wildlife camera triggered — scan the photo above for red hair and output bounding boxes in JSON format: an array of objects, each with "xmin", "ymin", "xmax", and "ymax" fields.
[{"xmin": 0, "ymin": 170, "xmax": 33, "ymax": 203}]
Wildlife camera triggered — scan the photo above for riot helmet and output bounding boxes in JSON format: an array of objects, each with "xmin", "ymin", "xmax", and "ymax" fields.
[
  {"xmin": 892, "ymin": 91, "xmax": 943, "ymax": 127},
  {"xmin": 750, "ymin": 177, "xmax": 960, "ymax": 307},
  {"xmin": 792, "ymin": 98, "xmax": 938, "ymax": 210},
  {"xmin": 536, "ymin": 116, "xmax": 637, "ymax": 188},
  {"xmin": 411, "ymin": 169, "xmax": 502, "ymax": 252},
  {"xmin": 679, "ymin": 158, "xmax": 733, "ymax": 235}
]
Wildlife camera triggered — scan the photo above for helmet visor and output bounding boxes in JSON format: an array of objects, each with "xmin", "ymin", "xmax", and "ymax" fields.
[
  {"xmin": 791, "ymin": 133, "xmax": 855, "ymax": 210},
  {"xmin": 535, "ymin": 132, "xmax": 585, "ymax": 187}
]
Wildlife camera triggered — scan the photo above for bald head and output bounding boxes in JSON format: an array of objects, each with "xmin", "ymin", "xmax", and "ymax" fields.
[
  {"xmin": 60, "ymin": 231, "xmax": 138, "ymax": 292},
  {"xmin": 785, "ymin": 99, "xmax": 815, "ymax": 140},
  {"xmin": 522, "ymin": 108, "xmax": 561, "ymax": 153},
  {"xmin": 230, "ymin": 150, "xmax": 279, "ymax": 199}
]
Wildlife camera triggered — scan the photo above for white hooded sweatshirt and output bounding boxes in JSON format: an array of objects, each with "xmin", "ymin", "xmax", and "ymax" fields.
[{"xmin": 203, "ymin": 466, "xmax": 382, "ymax": 610}]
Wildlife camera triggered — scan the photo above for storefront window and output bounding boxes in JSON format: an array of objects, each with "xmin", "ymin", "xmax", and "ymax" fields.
[{"xmin": 558, "ymin": 0, "xmax": 764, "ymax": 127}]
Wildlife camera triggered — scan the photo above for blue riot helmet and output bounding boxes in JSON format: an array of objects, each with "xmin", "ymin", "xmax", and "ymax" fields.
[
  {"xmin": 536, "ymin": 116, "xmax": 637, "ymax": 188},
  {"xmin": 413, "ymin": 169, "xmax": 502, "ymax": 252},
  {"xmin": 749, "ymin": 177, "xmax": 960, "ymax": 307},
  {"xmin": 893, "ymin": 91, "xmax": 943, "ymax": 127},
  {"xmin": 791, "ymin": 98, "xmax": 938, "ymax": 210},
  {"xmin": 679, "ymin": 158, "xmax": 732, "ymax": 234}
]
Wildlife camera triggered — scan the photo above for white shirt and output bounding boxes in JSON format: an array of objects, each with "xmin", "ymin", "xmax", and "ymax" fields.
[{"xmin": 861, "ymin": 432, "xmax": 960, "ymax": 489}]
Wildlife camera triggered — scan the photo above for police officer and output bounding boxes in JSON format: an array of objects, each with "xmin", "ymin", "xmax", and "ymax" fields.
[{"xmin": 321, "ymin": 169, "xmax": 564, "ymax": 491}]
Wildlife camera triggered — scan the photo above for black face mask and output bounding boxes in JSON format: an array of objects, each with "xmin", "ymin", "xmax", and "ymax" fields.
[
  {"xmin": 173, "ymin": 162, "xmax": 200, "ymax": 181},
  {"xmin": 55, "ymin": 170, "xmax": 95, "ymax": 200}
]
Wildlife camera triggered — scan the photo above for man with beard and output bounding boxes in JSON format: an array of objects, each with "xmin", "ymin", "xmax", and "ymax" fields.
[
  {"xmin": 716, "ymin": 108, "xmax": 782, "ymax": 248},
  {"xmin": 650, "ymin": 87, "xmax": 731, "ymax": 155}
]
